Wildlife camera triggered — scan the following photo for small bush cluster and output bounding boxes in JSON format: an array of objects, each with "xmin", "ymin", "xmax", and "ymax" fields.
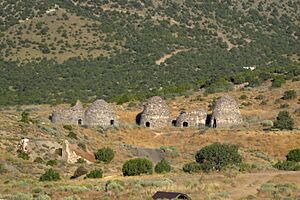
[
  {"xmin": 283, "ymin": 90, "xmax": 297, "ymax": 100},
  {"xmin": 273, "ymin": 111, "xmax": 294, "ymax": 130},
  {"xmin": 67, "ymin": 131, "xmax": 78, "ymax": 139},
  {"xmin": 17, "ymin": 150, "xmax": 30, "ymax": 160},
  {"xmin": 286, "ymin": 149, "xmax": 300, "ymax": 162},
  {"xmin": 274, "ymin": 161, "xmax": 300, "ymax": 171},
  {"xmin": 39, "ymin": 168, "xmax": 60, "ymax": 182},
  {"xmin": 0, "ymin": 163, "xmax": 7, "ymax": 174},
  {"xmin": 46, "ymin": 160, "xmax": 57, "ymax": 166},
  {"xmin": 183, "ymin": 162, "xmax": 203, "ymax": 173},
  {"xmin": 94, "ymin": 147, "xmax": 114, "ymax": 163},
  {"xmin": 34, "ymin": 157, "xmax": 44, "ymax": 164},
  {"xmin": 274, "ymin": 149, "xmax": 300, "ymax": 171},
  {"xmin": 85, "ymin": 169, "xmax": 103, "ymax": 179},
  {"xmin": 122, "ymin": 158, "xmax": 153, "ymax": 176},
  {"xmin": 154, "ymin": 159, "xmax": 171, "ymax": 174},
  {"xmin": 63, "ymin": 125, "xmax": 73, "ymax": 131},
  {"xmin": 20, "ymin": 111, "xmax": 32, "ymax": 124}
]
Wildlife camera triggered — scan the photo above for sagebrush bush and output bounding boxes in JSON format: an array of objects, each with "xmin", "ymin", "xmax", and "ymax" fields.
[
  {"xmin": 105, "ymin": 180, "xmax": 125, "ymax": 192},
  {"xmin": 261, "ymin": 120, "xmax": 273, "ymax": 127},
  {"xmin": 34, "ymin": 157, "xmax": 44, "ymax": 164},
  {"xmin": 94, "ymin": 147, "xmax": 114, "ymax": 163},
  {"xmin": 85, "ymin": 169, "xmax": 103, "ymax": 179},
  {"xmin": 46, "ymin": 160, "xmax": 57, "ymax": 166},
  {"xmin": 155, "ymin": 159, "xmax": 171, "ymax": 174},
  {"xmin": 39, "ymin": 168, "xmax": 60, "ymax": 182},
  {"xmin": 122, "ymin": 158, "xmax": 153, "ymax": 176},
  {"xmin": 0, "ymin": 163, "xmax": 7, "ymax": 174},
  {"xmin": 286, "ymin": 149, "xmax": 300, "ymax": 162},
  {"xmin": 273, "ymin": 111, "xmax": 294, "ymax": 130},
  {"xmin": 7, "ymin": 192, "xmax": 33, "ymax": 200},
  {"xmin": 63, "ymin": 125, "xmax": 73, "ymax": 131},
  {"xmin": 20, "ymin": 111, "xmax": 31, "ymax": 123},
  {"xmin": 17, "ymin": 150, "xmax": 30, "ymax": 160},
  {"xmin": 71, "ymin": 166, "xmax": 88, "ymax": 179},
  {"xmin": 195, "ymin": 143, "xmax": 242, "ymax": 171},
  {"xmin": 36, "ymin": 194, "xmax": 52, "ymax": 200},
  {"xmin": 67, "ymin": 131, "xmax": 78, "ymax": 139},
  {"xmin": 283, "ymin": 90, "xmax": 297, "ymax": 100},
  {"xmin": 183, "ymin": 162, "xmax": 203, "ymax": 173},
  {"xmin": 274, "ymin": 161, "xmax": 300, "ymax": 171}
]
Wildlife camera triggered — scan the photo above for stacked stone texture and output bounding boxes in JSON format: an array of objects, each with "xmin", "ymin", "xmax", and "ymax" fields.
[
  {"xmin": 139, "ymin": 96, "xmax": 171, "ymax": 128},
  {"xmin": 84, "ymin": 99, "xmax": 117, "ymax": 127},
  {"xmin": 176, "ymin": 109, "xmax": 207, "ymax": 128},
  {"xmin": 210, "ymin": 95, "xmax": 243, "ymax": 128},
  {"xmin": 51, "ymin": 101, "xmax": 84, "ymax": 125}
]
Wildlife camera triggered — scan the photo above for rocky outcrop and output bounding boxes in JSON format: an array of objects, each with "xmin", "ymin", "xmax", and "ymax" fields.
[{"xmin": 62, "ymin": 140, "xmax": 95, "ymax": 164}]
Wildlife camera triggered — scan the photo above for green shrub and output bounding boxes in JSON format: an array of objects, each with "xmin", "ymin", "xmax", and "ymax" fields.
[
  {"xmin": 34, "ymin": 157, "xmax": 44, "ymax": 164},
  {"xmin": 78, "ymin": 143, "xmax": 87, "ymax": 151},
  {"xmin": 272, "ymin": 76, "xmax": 286, "ymax": 88},
  {"xmin": 71, "ymin": 166, "xmax": 88, "ymax": 179},
  {"xmin": 17, "ymin": 150, "xmax": 30, "ymax": 160},
  {"xmin": 85, "ymin": 169, "xmax": 103, "ymax": 179},
  {"xmin": 286, "ymin": 149, "xmax": 300, "ymax": 162},
  {"xmin": 183, "ymin": 162, "xmax": 203, "ymax": 173},
  {"xmin": 39, "ymin": 168, "xmax": 60, "ymax": 182},
  {"xmin": 63, "ymin": 125, "xmax": 73, "ymax": 131},
  {"xmin": 46, "ymin": 160, "xmax": 57, "ymax": 166},
  {"xmin": 67, "ymin": 131, "xmax": 78, "ymax": 139},
  {"xmin": 122, "ymin": 158, "xmax": 153, "ymax": 176},
  {"xmin": 274, "ymin": 161, "xmax": 300, "ymax": 171},
  {"xmin": 154, "ymin": 159, "xmax": 171, "ymax": 174},
  {"xmin": 20, "ymin": 111, "xmax": 31, "ymax": 123},
  {"xmin": 273, "ymin": 111, "xmax": 294, "ymax": 130},
  {"xmin": 283, "ymin": 90, "xmax": 297, "ymax": 100},
  {"xmin": 195, "ymin": 143, "xmax": 242, "ymax": 171},
  {"xmin": 94, "ymin": 147, "xmax": 114, "ymax": 163},
  {"xmin": 0, "ymin": 163, "xmax": 7, "ymax": 174},
  {"xmin": 239, "ymin": 95, "xmax": 248, "ymax": 100}
]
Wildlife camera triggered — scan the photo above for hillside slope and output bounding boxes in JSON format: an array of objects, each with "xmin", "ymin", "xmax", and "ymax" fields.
[
  {"xmin": 0, "ymin": 80, "xmax": 299, "ymax": 199},
  {"xmin": 0, "ymin": 0, "xmax": 299, "ymax": 105}
]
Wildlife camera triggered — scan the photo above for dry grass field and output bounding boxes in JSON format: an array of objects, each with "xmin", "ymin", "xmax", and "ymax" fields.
[{"xmin": 0, "ymin": 81, "xmax": 299, "ymax": 199}]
